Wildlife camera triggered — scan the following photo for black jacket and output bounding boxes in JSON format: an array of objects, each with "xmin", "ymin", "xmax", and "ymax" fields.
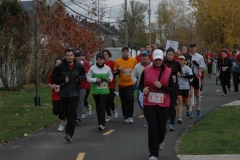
[{"xmin": 52, "ymin": 59, "xmax": 86, "ymax": 97}]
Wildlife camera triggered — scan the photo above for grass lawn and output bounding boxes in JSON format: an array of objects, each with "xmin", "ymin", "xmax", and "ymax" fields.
[
  {"xmin": 0, "ymin": 84, "xmax": 121, "ymax": 146},
  {"xmin": 178, "ymin": 106, "xmax": 240, "ymax": 154}
]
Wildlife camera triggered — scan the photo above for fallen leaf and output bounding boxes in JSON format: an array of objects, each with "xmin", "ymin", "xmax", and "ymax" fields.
[{"xmin": 24, "ymin": 133, "xmax": 29, "ymax": 137}]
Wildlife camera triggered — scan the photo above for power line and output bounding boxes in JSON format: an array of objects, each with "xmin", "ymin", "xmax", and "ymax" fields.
[
  {"xmin": 72, "ymin": 1, "xmax": 123, "ymax": 8},
  {"xmin": 58, "ymin": 0, "xmax": 117, "ymax": 24}
]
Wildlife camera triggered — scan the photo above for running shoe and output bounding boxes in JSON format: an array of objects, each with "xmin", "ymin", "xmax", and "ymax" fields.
[
  {"xmin": 57, "ymin": 125, "xmax": 64, "ymax": 132},
  {"xmin": 128, "ymin": 117, "xmax": 134, "ymax": 123},
  {"xmin": 123, "ymin": 119, "xmax": 130, "ymax": 124},
  {"xmin": 159, "ymin": 141, "xmax": 164, "ymax": 150},
  {"xmin": 105, "ymin": 116, "xmax": 111, "ymax": 122},
  {"xmin": 98, "ymin": 125, "xmax": 105, "ymax": 131},
  {"xmin": 189, "ymin": 111, "xmax": 193, "ymax": 118},
  {"xmin": 200, "ymin": 91, "xmax": 203, "ymax": 95},
  {"xmin": 76, "ymin": 119, "xmax": 81, "ymax": 126},
  {"xmin": 87, "ymin": 105, "xmax": 92, "ymax": 115},
  {"xmin": 65, "ymin": 134, "xmax": 72, "ymax": 142},
  {"xmin": 170, "ymin": 124, "xmax": 175, "ymax": 131},
  {"xmin": 149, "ymin": 156, "xmax": 158, "ymax": 160},
  {"xmin": 167, "ymin": 116, "xmax": 170, "ymax": 124},
  {"xmin": 177, "ymin": 117, "xmax": 183, "ymax": 124},
  {"xmin": 143, "ymin": 121, "xmax": 148, "ymax": 127},
  {"xmin": 222, "ymin": 94, "xmax": 227, "ymax": 96},
  {"xmin": 196, "ymin": 110, "xmax": 201, "ymax": 117},
  {"xmin": 112, "ymin": 110, "xmax": 118, "ymax": 118},
  {"xmin": 82, "ymin": 113, "xmax": 87, "ymax": 119},
  {"xmin": 186, "ymin": 112, "xmax": 190, "ymax": 118}
]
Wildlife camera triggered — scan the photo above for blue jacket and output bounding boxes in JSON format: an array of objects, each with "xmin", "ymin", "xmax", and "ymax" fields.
[{"xmin": 230, "ymin": 58, "xmax": 239, "ymax": 72}]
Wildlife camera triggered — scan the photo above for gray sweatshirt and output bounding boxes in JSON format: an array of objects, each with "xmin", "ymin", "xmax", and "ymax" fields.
[{"xmin": 131, "ymin": 61, "xmax": 153, "ymax": 83}]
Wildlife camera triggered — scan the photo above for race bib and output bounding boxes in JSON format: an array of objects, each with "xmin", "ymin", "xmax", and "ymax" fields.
[
  {"xmin": 148, "ymin": 92, "xmax": 164, "ymax": 103},
  {"xmin": 97, "ymin": 82, "xmax": 107, "ymax": 89},
  {"xmin": 122, "ymin": 69, "xmax": 131, "ymax": 75},
  {"xmin": 172, "ymin": 75, "xmax": 176, "ymax": 83},
  {"xmin": 208, "ymin": 58, "xmax": 211, "ymax": 62},
  {"xmin": 55, "ymin": 85, "xmax": 60, "ymax": 92}
]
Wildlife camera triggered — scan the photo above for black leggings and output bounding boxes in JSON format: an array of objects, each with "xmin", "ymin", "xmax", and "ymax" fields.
[
  {"xmin": 169, "ymin": 83, "xmax": 178, "ymax": 125},
  {"xmin": 106, "ymin": 89, "xmax": 116, "ymax": 116},
  {"xmin": 207, "ymin": 64, "xmax": 212, "ymax": 74},
  {"xmin": 84, "ymin": 89, "xmax": 90, "ymax": 107}
]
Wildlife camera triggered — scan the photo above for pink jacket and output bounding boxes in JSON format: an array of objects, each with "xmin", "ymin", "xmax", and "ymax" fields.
[{"xmin": 143, "ymin": 65, "xmax": 171, "ymax": 107}]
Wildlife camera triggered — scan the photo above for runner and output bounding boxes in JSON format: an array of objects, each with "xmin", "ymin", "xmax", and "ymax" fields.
[
  {"xmin": 213, "ymin": 52, "xmax": 218, "ymax": 75},
  {"xmin": 146, "ymin": 44, "xmax": 154, "ymax": 61},
  {"xmin": 47, "ymin": 58, "xmax": 65, "ymax": 132},
  {"xmin": 230, "ymin": 51, "xmax": 239, "ymax": 92},
  {"xmin": 102, "ymin": 49, "xmax": 118, "ymax": 121},
  {"xmin": 114, "ymin": 47, "xmax": 138, "ymax": 124},
  {"xmin": 177, "ymin": 55, "xmax": 193, "ymax": 123},
  {"xmin": 80, "ymin": 54, "xmax": 92, "ymax": 118},
  {"xmin": 189, "ymin": 43, "xmax": 206, "ymax": 117},
  {"xmin": 138, "ymin": 49, "xmax": 174, "ymax": 160},
  {"xmin": 163, "ymin": 47, "xmax": 182, "ymax": 131},
  {"xmin": 131, "ymin": 50, "xmax": 152, "ymax": 126},
  {"xmin": 135, "ymin": 46, "xmax": 146, "ymax": 62},
  {"xmin": 52, "ymin": 49, "xmax": 86, "ymax": 142},
  {"xmin": 74, "ymin": 51, "xmax": 91, "ymax": 126},
  {"xmin": 205, "ymin": 50, "xmax": 214, "ymax": 78},
  {"xmin": 218, "ymin": 51, "xmax": 232, "ymax": 96},
  {"xmin": 87, "ymin": 53, "xmax": 113, "ymax": 131}
]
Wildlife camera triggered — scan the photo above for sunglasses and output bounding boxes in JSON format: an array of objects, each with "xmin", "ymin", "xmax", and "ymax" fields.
[{"xmin": 75, "ymin": 55, "xmax": 81, "ymax": 57}]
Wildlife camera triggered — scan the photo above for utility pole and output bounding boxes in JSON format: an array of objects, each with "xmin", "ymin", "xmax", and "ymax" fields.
[
  {"xmin": 148, "ymin": 0, "xmax": 151, "ymax": 45},
  {"xmin": 98, "ymin": 0, "xmax": 101, "ymax": 52},
  {"xmin": 124, "ymin": 0, "xmax": 128, "ymax": 47},
  {"xmin": 33, "ymin": 0, "xmax": 40, "ymax": 106}
]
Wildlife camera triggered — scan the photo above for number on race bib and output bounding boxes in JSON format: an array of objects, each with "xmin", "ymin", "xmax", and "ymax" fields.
[
  {"xmin": 148, "ymin": 92, "xmax": 164, "ymax": 103},
  {"xmin": 97, "ymin": 82, "xmax": 107, "ymax": 89}
]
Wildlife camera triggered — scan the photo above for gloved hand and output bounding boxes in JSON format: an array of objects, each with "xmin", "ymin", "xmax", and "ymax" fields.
[{"xmin": 192, "ymin": 61, "xmax": 199, "ymax": 67}]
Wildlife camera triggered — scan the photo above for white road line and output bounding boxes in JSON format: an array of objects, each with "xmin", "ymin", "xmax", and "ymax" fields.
[
  {"xmin": 103, "ymin": 129, "xmax": 115, "ymax": 135},
  {"xmin": 76, "ymin": 153, "xmax": 85, "ymax": 160}
]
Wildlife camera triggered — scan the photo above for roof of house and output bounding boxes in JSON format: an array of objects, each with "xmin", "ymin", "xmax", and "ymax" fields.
[{"xmin": 104, "ymin": 37, "xmax": 124, "ymax": 48}]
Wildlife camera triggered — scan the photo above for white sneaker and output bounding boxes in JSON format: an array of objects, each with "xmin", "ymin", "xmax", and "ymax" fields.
[
  {"xmin": 112, "ymin": 110, "xmax": 118, "ymax": 118},
  {"xmin": 149, "ymin": 156, "xmax": 158, "ymax": 160},
  {"xmin": 57, "ymin": 125, "xmax": 64, "ymax": 132},
  {"xmin": 159, "ymin": 141, "xmax": 164, "ymax": 150},
  {"xmin": 128, "ymin": 117, "xmax": 134, "ymax": 123},
  {"xmin": 105, "ymin": 116, "xmax": 111, "ymax": 122},
  {"xmin": 87, "ymin": 105, "xmax": 92, "ymax": 115},
  {"xmin": 222, "ymin": 94, "xmax": 227, "ymax": 96},
  {"xmin": 98, "ymin": 125, "xmax": 105, "ymax": 131},
  {"xmin": 123, "ymin": 119, "xmax": 129, "ymax": 124},
  {"xmin": 82, "ymin": 114, "xmax": 87, "ymax": 119},
  {"xmin": 200, "ymin": 91, "xmax": 203, "ymax": 95}
]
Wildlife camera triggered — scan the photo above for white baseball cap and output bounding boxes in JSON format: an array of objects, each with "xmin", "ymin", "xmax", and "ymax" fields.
[
  {"xmin": 153, "ymin": 49, "xmax": 164, "ymax": 60},
  {"xmin": 178, "ymin": 55, "xmax": 185, "ymax": 59}
]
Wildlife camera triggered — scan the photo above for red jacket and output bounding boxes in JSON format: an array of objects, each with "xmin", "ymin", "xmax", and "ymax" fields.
[
  {"xmin": 104, "ymin": 60, "xmax": 116, "ymax": 90},
  {"xmin": 218, "ymin": 51, "xmax": 231, "ymax": 59},
  {"xmin": 80, "ymin": 61, "xmax": 91, "ymax": 89},
  {"xmin": 143, "ymin": 65, "xmax": 171, "ymax": 107},
  {"xmin": 47, "ymin": 72, "xmax": 60, "ymax": 101}
]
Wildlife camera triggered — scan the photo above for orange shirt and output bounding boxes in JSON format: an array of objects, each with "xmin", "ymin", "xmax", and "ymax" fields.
[{"xmin": 114, "ymin": 57, "xmax": 138, "ymax": 87}]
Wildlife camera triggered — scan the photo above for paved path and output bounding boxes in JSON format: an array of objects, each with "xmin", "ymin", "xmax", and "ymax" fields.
[{"xmin": 0, "ymin": 76, "xmax": 240, "ymax": 160}]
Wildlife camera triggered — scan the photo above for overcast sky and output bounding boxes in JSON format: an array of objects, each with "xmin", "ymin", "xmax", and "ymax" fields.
[{"xmin": 64, "ymin": 0, "xmax": 159, "ymax": 25}]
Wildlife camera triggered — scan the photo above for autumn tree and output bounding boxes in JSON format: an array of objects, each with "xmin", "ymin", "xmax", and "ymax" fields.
[
  {"xmin": 37, "ymin": 2, "xmax": 99, "ymax": 80},
  {"xmin": 189, "ymin": 0, "xmax": 240, "ymax": 51},
  {"xmin": 0, "ymin": 0, "xmax": 32, "ymax": 90},
  {"xmin": 154, "ymin": 0, "xmax": 195, "ymax": 48},
  {"xmin": 117, "ymin": 0, "xmax": 148, "ymax": 51}
]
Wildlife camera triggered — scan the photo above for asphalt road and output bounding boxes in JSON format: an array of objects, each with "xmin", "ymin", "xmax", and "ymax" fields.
[{"xmin": 0, "ymin": 76, "xmax": 239, "ymax": 160}]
